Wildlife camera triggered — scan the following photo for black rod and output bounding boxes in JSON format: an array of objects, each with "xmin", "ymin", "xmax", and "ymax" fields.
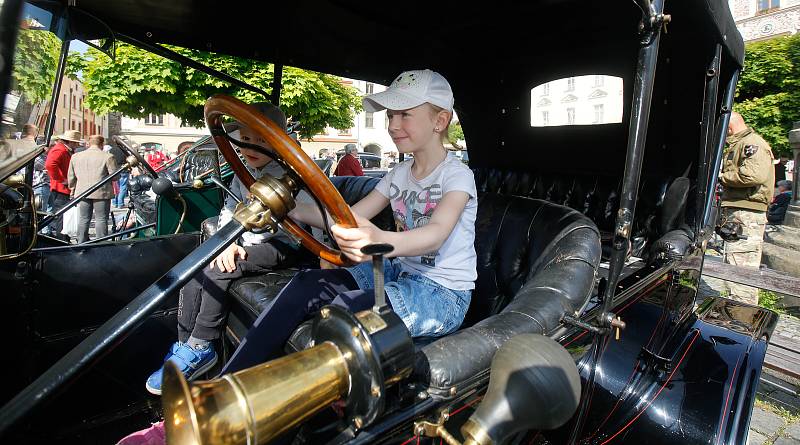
[
  {"xmin": 703, "ymin": 70, "xmax": 740, "ymax": 230},
  {"xmin": 694, "ymin": 44, "xmax": 722, "ymax": 236},
  {"xmin": 0, "ymin": 221, "xmax": 246, "ymax": 435},
  {"xmin": 271, "ymin": 63, "xmax": 283, "ymax": 106},
  {"xmin": 600, "ymin": 5, "xmax": 664, "ymax": 317},
  {"xmin": 568, "ymin": 2, "xmax": 665, "ymax": 443},
  {"xmin": 117, "ymin": 33, "xmax": 270, "ymax": 100},
  {"xmin": 38, "ymin": 164, "xmax": 128, "ymax": 229},
  {"xmin": 81, "ymin": 222, "xmax": 156, "ymax": 244},
  {"xmin": 44, "ymin": 39, "xmax": 70, "ymax": 143}
]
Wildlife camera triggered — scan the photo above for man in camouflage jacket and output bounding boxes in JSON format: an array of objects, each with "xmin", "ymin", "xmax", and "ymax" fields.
[{"xmin": 719, "ymin": 111, "xmax": 774, "ymax": 305}]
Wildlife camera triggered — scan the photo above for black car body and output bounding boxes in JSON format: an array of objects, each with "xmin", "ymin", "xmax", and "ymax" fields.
[{"xmin": 0, "ymin": 1, "xmax": 777, "ymax": 444}]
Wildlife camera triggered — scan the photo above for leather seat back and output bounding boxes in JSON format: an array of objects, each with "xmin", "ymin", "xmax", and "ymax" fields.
[{"xmin": 417, "ymin": 194, "xmax": 601, "ymax": 394}]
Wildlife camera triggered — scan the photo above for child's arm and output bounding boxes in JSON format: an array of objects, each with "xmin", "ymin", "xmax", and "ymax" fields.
[{"xmin": 331, "ymin": 190, "xmax": 469, "ymax": 263}]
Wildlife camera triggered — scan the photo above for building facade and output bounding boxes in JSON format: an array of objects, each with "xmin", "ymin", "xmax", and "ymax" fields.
[
  {"xmin": 729, "ymin": 0, "xmax": 800, "ymax": 42},
  {"xmin": 119, "ymin": 113, "xmax": 208, "ymax": 155},
  {"xmin": 53, "ymin": 76, "xmax": 107, "ymax": 138},
  {"xmin": 530, "ymin": 75, "xmax": 624, "ymax": 128},
  {"xmin": 300, "ymin": 79, "xmax": 395, "ymax": 159}
]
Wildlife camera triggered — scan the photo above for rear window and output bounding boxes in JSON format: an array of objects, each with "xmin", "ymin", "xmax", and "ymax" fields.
[{"xmin": 530, "ymin": 75, "xmax": 623, "ymax": 127}]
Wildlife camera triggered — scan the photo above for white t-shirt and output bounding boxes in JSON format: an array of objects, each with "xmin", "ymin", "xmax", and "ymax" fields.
[{"xmin": 375, "ymin": 154, "xmax": 477, "ymax": 290}]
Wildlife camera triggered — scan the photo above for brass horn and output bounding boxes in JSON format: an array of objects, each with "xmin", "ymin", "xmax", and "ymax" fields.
[{"xmin": 162, "ymin": 306, "xmax": 414, "ymax": 445}]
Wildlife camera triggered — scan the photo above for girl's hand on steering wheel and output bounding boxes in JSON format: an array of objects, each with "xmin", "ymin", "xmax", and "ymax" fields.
[
  {"xmin": 331, "ymin": 214, "xmax": 385, "ymax": 263},
  {"xmin": 210, "ymin": 243, "xmax": 247, "ymax": 273}
]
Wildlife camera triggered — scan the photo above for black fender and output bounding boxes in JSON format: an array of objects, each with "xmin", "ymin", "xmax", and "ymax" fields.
[{"xmin": 563, "ymin": 272, "xmax": 778, "ymax": 445}]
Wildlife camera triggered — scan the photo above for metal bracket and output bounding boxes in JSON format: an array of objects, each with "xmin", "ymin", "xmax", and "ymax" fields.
[
  {"xmin": 563, "ymin": 313, "xmax": 626, "ymax": 340},
  {"xmin": 413, "ymin": 410, "xmax": 462, "ymax": 445}
]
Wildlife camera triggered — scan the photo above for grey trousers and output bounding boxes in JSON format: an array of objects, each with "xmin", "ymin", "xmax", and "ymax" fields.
[{"xmin": 77, "ymin": 199, "xmax": 110, "ymax": 244}]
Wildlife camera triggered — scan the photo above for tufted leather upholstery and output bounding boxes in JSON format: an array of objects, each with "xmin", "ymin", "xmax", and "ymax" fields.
[
  {"xmin": 415, "ymin": 195, "xmax": 601, "ymax": 394},
  {"xmin": 472, "ymin": 167, "xmax": 689, "ymax": 258}
]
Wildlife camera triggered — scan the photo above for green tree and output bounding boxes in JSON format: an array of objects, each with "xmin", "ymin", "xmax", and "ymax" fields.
[
  {"xmin": 12, "ymin": 28, "xmax": 61, "ymax": 104},
  {"xmin": 77, "ymin": 43, "xmax": 361, "ymax": 138},
  {"xmin": 735, "ymin": 33, "xmax": 800, "ymax": 156}
]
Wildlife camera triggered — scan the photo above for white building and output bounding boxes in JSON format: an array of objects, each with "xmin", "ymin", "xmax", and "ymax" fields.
[
  {"xmin": 301, "ymin": 79, "xmax": 395, "ymax": 158},
  {"xmin": 729, "ymin": 0, "xmax": 800, "ymax": 42},
  {"xmin": 120, "ymin": 113, "xmax": 209, "ymax": 155},
  {"xmin": 530, "ymin": 75, "xmax": 624, "ymax": 127}
]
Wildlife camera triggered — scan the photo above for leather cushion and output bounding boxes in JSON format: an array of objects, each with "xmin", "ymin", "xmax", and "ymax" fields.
[{"xmin": 416, "ymin": 196, "xmax": 601, "ymax": 393}]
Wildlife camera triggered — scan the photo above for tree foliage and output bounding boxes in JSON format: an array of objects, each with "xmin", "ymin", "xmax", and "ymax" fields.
[
  {"xmin": 77, "ymin": 43, "xmax": 361, "ymax": 138},
  {"xmin": 12, "ymin": 29, "xmax": 61, "ymax": 104},
  {"xmin": 735, "ymin": 33, "xmax": 800, "ymax": 156}
]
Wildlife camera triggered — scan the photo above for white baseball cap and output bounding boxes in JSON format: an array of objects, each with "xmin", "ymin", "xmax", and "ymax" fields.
[{"xmin": 362, "ymin": 69, "xmax": 454, "ymax": 113}]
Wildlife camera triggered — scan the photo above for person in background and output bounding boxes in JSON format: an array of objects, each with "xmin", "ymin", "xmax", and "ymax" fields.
[
  {"xmin": 719, "ymin": 111, "xmax": 774, "ymax": 305},
  {"xmin": 145, "ymin": 146, "xmax": 169, "ymax": 172},
  {"xmin": 45, "ymin": 130, "xmax": 82, "ymax": 241},
  {"xmin": 108, "ymin": 141, "xmax": 130, "ymax": 208},
  {"xmin": 767, "ymin": 180, "xmax": 793, "ymax": 225},
  {"xmin": 68, "ymin": 135, "xmax": 117, "ymax": 243},
  {"xmin": 334, "ymin": 143, "xmax": 364, "ymax": 176}
]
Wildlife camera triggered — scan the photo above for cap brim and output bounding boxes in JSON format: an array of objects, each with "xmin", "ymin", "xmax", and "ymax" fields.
[{"xmin": 362, "ymin": 90, "xmax": 427, "ymax": 112}]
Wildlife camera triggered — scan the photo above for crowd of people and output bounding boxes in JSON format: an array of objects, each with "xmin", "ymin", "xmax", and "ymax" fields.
[{"xmin": 28, "ymin": 130, "xmax": 173, "ymax": 243}]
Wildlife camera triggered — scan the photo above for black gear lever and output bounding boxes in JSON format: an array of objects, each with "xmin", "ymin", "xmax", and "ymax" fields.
[{"xmin": 360, "ymin": 243, "xmax": 394, "ymax": 312}]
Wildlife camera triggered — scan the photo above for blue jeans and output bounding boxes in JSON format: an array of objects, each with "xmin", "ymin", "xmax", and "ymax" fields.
[
  {"xmin": 114, "ymin": 172, "xmax": 129, "ymax": 207},
  {"xmin": 347, "ymin": 259, "xmax": 471, "ymax": 337}
]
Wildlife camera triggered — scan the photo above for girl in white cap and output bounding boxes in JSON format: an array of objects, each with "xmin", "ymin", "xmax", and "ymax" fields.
[{"xmin": 218, "ymin": 69, "xmax": 477, "ymax": 372}]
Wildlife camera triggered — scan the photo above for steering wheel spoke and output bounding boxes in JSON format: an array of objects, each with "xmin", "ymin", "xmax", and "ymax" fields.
[{"xmin": 205, "ymin": 95, "xmax": 356, "ymax": 267}]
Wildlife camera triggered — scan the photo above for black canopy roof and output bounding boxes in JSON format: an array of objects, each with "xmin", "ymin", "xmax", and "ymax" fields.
[
  {"xmin": 36, "ymin": 0, "xmax": 743, "ymax": 85},
  {"xmin": 30, "ymin": 0, "xmax": 744, "ymax": 178}
]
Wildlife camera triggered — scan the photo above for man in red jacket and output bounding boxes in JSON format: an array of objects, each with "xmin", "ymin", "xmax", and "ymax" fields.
[
  {"xmin": 334, "ymin": 143, "xmax": 364, "ymax": 176},
  {"xmin": 45, "ymin": 130, "xmax": 82, "ymax": 241}
]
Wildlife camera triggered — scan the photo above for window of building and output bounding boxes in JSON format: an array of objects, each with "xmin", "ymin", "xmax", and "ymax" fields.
[
  {"xmin": 63, "ymin": 93, "xmax": 66, "ymax": 108},
  {"xmin": 77, "ymin": 122, "xmax": 81, "ymax": 132},
  {"xmin": 365, "ymin": 82, "xmax": 374, "ymax": 94},
  {"xmin": 593, "ymin": 104, "xmax": 604, "ymax": 124},
  {"xmin": 365, "ymin": 111, "xmax": 374, "ymax": 129},
  {"xmin": 145, "ymin": 114, "xmax": 164, "ymax": 125},
  {"xmin": 62, "ymin": 118, "xmax": 66, "ymax": 132},
  {"xmin": 757, "ymin": 0, "xmax": 780, "ymax": 13},
  {"xmin": 72, "ymin": 96, "xmax": 75, "ymax": 109},
  {"xmin": 338, "ymin": 128, "xmax": 352, "ymax": 136},
  {"xmin": 543, "ymin": 83, "xmax": 550, "ymax": 95},
  {"xmin": 70, "ymin": 120, "xmax": 75, "ymax": 130},
  {"xmin": 530, "ymin": 75, "xmax": 623, "ymax": 127}
]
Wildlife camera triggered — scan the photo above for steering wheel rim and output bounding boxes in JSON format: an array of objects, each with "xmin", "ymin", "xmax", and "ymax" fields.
[
  {"xmin": 112, "ymin": 135, "xmax": 159, "ymax": 179},
  {"xmin": 204, "ymin": 95, "xmax": 357, "ymax": 267}
]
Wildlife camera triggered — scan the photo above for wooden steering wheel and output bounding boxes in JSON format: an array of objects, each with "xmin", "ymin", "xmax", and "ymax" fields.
[{"xmin": 205, "ymin": 95, "xmax": 356, "ymax": 266}]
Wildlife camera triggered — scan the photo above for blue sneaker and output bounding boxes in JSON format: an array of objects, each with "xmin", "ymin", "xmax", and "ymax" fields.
[{"xmin": 145, "ymin": 342, "xmax": 217, "ymax": 395}]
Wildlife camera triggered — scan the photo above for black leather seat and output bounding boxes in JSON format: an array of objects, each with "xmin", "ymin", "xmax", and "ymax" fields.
[
  {"xmin": 472, "ymin": 167, "xmax": 693, "ymax": 260},
  {"xmin": 414, "ymin": 194, "xmax": 601, "ymax": 397}
]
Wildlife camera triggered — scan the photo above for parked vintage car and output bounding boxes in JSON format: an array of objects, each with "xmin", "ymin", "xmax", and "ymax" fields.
[{"xmin": 0, "ymin": 1, "xmax": 778, "ymax": 444}]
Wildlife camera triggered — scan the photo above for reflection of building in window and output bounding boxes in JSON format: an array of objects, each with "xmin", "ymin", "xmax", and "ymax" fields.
[
  {"xmin": 530, "ymin": 75, "xmax": 623, "ymax": 127},
  {"xmin": 145, "ymin": 114, "xmax": 164, "ymax": 125},
  {"xmin": 365, "ymin": 111, "xmax": 374, "ymax": 129},
  {"xmin": 594, "ymin": 104, "xmax": 604, "ymax": 123},
  {"xmin": 757, "ymin": 0, "xmax": 780, "ymax": 13}
]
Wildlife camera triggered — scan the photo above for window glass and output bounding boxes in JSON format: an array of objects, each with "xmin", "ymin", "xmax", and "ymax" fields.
[{"xmin": 530, "ymin": 75, "xmax": 623, "ymax": 127}]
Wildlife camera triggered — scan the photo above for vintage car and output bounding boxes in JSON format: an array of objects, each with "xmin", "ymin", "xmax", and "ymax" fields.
[{"xmin": 0, "ymin": 1, "xmax": 778, "ymax": 444}]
